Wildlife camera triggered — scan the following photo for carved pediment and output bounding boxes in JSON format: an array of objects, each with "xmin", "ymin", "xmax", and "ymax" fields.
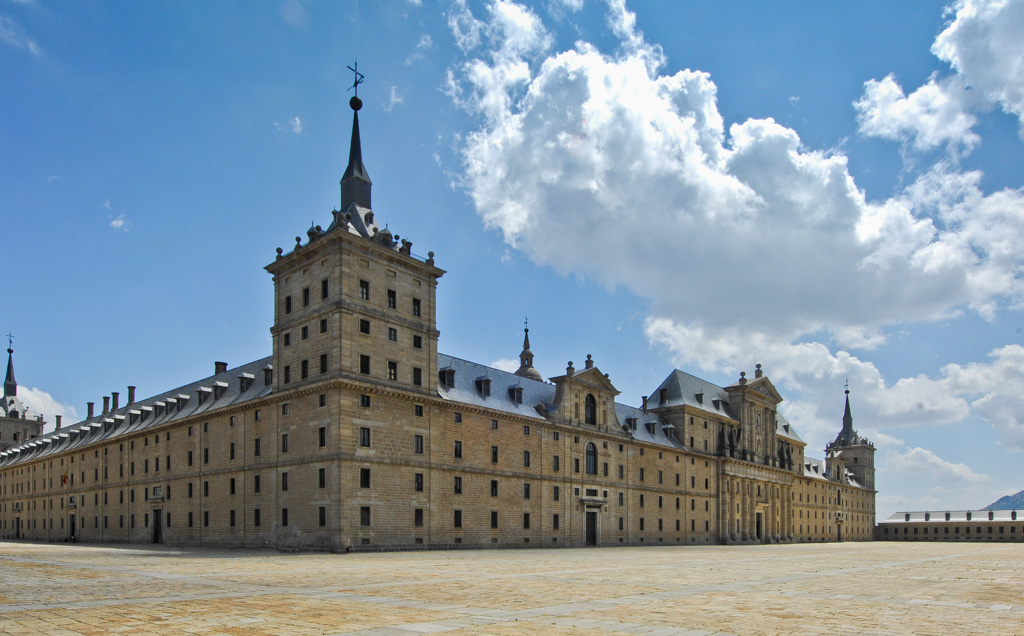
[{"xmin": 748, "ymin": 377, "xmax": 782, "ymax": 404}]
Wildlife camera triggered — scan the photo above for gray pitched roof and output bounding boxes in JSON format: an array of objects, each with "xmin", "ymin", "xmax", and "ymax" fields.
[{"xmin": 649, "ymin": 369, "xmax": 737, "ymax": 421}]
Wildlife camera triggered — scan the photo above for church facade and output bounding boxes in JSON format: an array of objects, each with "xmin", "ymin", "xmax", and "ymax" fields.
[{"xmin": 0, "ymin": 97, "xmax": 875, "ymax": 550}]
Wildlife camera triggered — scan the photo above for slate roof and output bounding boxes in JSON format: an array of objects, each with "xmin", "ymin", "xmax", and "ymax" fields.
[
  {"xmin": 648, "ymin": 369, "xmax": 737, "ymax": 420},
  {"xmin": 880, "ymin": 510, "xmax": 1022, "ymax": 524},
  {"xmin": 0, "ymin": 357, "xmax": 272, "ymax": 467}
]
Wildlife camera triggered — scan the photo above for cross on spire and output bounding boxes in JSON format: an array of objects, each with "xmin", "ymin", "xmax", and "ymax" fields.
[
  {"xmin": 524, "ymin": 315, "xmax": 529, "ymax": 329},
  {"xmin": 347, "ymin": 62, "xmax": 365, "ymax": 97},
  {"xmin": 5, "ymin": 333, "xmax": 11, "ymax": 350}
]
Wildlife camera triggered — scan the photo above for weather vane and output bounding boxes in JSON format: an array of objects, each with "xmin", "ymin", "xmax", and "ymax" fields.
[
  {"xmin": 347, "ymin": 61, "xmax": 365, "ymax": 97},
  {"xmin": 524, "ymin": 316, "xmax": 529, "ymax": 329},
  {"xmin": 5, "ymin": 333, "xmax": 12, "ymax": 349}
]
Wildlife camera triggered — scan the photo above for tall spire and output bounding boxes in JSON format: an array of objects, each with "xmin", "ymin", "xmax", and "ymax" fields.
[
  {"xmin": 831, "ymin": 388, "xmax": 859, "ymax": 447},
  {"xmin": 341, "ymin": 63, "xmax": 371, "ymax": 211},
  {"xmin": 514, "ymin": 326, "xmax": 542, "ymax": 381},
  {"xmin": 4, "ymin": 344, "xmax": 16, "ymax": 398}
]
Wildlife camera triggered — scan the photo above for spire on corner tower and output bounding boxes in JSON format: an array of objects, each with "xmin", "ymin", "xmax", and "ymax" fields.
[
  {"xmin": 4, "ymin": 335, "xmax": 16, "ymax": 398},
  {"xmin": 340, "ymin": 62, "xmax": 372, "ymax": 212},
  {"xmin": 514, "ymin": 324, "xmax": 542, "ymax": 381}
]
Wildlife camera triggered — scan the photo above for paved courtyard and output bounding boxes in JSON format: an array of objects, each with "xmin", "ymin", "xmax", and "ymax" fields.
[{"xmin": 0, "ymin": 541, "xmax": 1022, "ymax": 635}]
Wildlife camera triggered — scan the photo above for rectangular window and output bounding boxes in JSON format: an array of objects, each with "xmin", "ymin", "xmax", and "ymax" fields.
[
  {"xmin": 454, "ymin": 412, "xmax": 462, "ymax": 423},
  {"xmin": 387, "ymin": 289, "xmax": 397, "ymax": 308},
  {"xmin": 553, "ymin": 455, "xmax": 560, "ymax": 471},
  {"xmin": 320, "ymin": 354, "xmax": 327, "ymax": 374},
  {"xmin": 415, "ymin": 473, "xmax": 424, "ymax": 491},
  {"xmin": 319, "ymin": 427, "xmax": 327, "ymax": 447},
  {"xmin": 415, "ymin": 404, "xmax": 424, "ymax": 417},
  {"xmin": 360, "ymin": 355, "xmax": 370, "ymax": 375},
  {"xmin": 388, "ymin": 327, "xmax": 397, "ymax": 342},
  {"xmin": 188, "ymin": 451, "xmax": 193, "ymax": 467},
  {"xmin": 454, "ymin": 476, "xmax": 462, "ymax": 494},
  {"xmin": 320, "ymin": 318, "xmax": 327, "ymax": 333},
  {"xmin": 523, "ymin": 450, "xmax": 530, "ymax": 467},
  {"xmin": 523, "ymin": 426, "xmax": 530, "ymax": 436},
  {"xmin": 360, "ymin": 394, "xmax": 371, "ymax": 408},
  {"xmin": 454, "ymin": 440, "xmax": 463, "ymax": 458},
  {"xmin": 359, "ymin": 280, "xmax": 369, "ymax": 300},
  {"xmin": 413, "ymin": 334, "xmax": 422, "ymax": 349},
  {"xmin": 640, "ymin": 468, "xmax": 645, "ymax": 481},
  {"xmin": 284, "ymin": 365, "xmax": 291, "ymax": 384},
  {"xmin": 491, "ymin": 480, "xmax": 498, "ymax": 496},
  {"xmin": 302, "ymin": 287, "xmax": 310, "ymax": 307},
  {"xmin": 318, "ymin": 467, "xmax": 326, "ymax": 489},
  {"xmin": 491, "ymin": 446, "xmax": 498, "ymax": 463},
  {"xmin": 491, "ymin": 511, "xmax": 499, "ymax": 529},
  {"xmin": 230, "ymin": 510, "xmax": 236, "ymax": 527},
  {"xmin": 254, "ymin": 475, "xmax": 261, "ymax": 493},
  {"xmin": 301, "ymin": 325, "xmax": 308, "ymax": 340},
  {"xmin": 412, "ymin": 298, "xmax": 421, "ymax": 317},
  {"xmin": 282, "ymin": 402, "xmax": 289, "ymax": 415},
  {"xmin": 360, "ymin": 427, "xmax": 371, "ymax": 447},
  {"xmin": 387, "ymin": 361, "xmax": 398, "ymax": 381},
  {"xmin": 284, "ymin": 332, "xmax": 292, "ymax": 346},
  {"xmin": 282, "ymin": 508, "xmax": 288, "ymax": 527},
  {"xmin": 281, "ymin": 472, "xmax": 289, "ymax": 491},
  {"xmin": 554, "ymin": 486, "xmax": 560, "ymax": 501},
  {"xmin": 360, "ymin": 319, "xmax": 370, "ymax": 334},
  {"xmin": 230, "ymin": 478, "xmax": 236, "ymax": 495},
  {"xmin": 285, "ymin": 295, "xmax": 292, "ymax": 314},
  {"xmin": 254, "ymin": 438, "xmax": 261, "ymax": 457},
  {"xmin": 415, "ymin": 435, "xmax": 424, "ymax": 454},
  {"xmin": 574, "ymin": 458, "xmax": 580, "ymax": 473},
  {"xmin": 254, "ymin": 509, "xmax": 261, "ymax": 527},
  {"xmin": 359, "ymin": 468, "xmax": 370, "ymax": 488},
  {"xmin": 415, "ymin": 508, "xmax": 424, "ymax": 527},
  {"xmin": 301, "ymin": 360, "xmax": 308, "ymax": 379},
  {"xmin": 523, "ymin": 513, "xmax": 531, "ymax": 529},
  {"xmin": 523, "ymin": 483, "xmax": 531, "ymax": 499},
  {"xmin": 321, "ymin": 278, "xmax": 329, "ymax": 299},
  {"xmin": 319, "ymin": 506, "xmax": 327, "ymax": 527},
  {"xmin": 204, "ymin": 511, "xmax": 209, "ymax": 528},
  {"xmin": 203, "ymin": 449, "xmax": 209, "ymax": 465},
  {"xmin": 413, "ymin": 367, "xmax": 422, "ymax": 387},
  {"xmin": 553, "ymin": 514, "xmax": 560, "ymax": 530},
  {"xmin": 454, "ymin": 510, "xmax": 462, "ymax": 528},
  {"xmin": 281, "ymin": 434, "xmax": 289, "ymax": 453},
  {"xmin": 230, "ymin": 443, "xmax": 236, "ymax": 461}
]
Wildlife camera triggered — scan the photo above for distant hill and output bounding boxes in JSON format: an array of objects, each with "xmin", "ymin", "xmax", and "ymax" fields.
[{"xmin": 983, "ymin": 490, "xmax": 1024, "ymax": 510}]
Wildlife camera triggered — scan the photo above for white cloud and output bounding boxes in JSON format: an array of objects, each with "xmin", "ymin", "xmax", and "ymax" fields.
[
  {"xmin": 103, "ymin": 198, "xmax": 111, "ymax": 209},
  {"xmin": 856, "ymin": 0, "xmax": 1024, "ymax": 149},
  {"xmin": 280, "ymin": 0, "xmax": 310, "ymax": 29},
  {"xmin": 17, "ymin": 386, "xmax": 79, "ymax": 431},
  {"xmin": 491, "ymin": 357, "xmax": 520, "ymax": 373},
  {"xmin": 885, "ymin": 446, "xmax": 991, "ymax": 483},
  {"xmin": 109, "ymin": 214, "xmax": 129, "ymax": 231},
  {"xmin": 407, "ymin": 0, "xmax": 423, "ymax": 6},
  {"xmin": 386, "ymin": 85, "xmax": 404, "ymax": 112},
  {"xmin": 290, "ymin": 116, "xmax": 302, "ymax": 134},
  {"xmin": 446, "ymin": 0, "xmax": 1024, "ymax": 451},
  {"xmin": 47, "ymin": 175, "xmax": 59, "ymax": 183},
  {"xmin": 405, "ymin": 34, "xmax": 434, "ymax": 66},
  {"xmin": 0, "ymin": 16, "xmax": 41, "ymax": 56}
]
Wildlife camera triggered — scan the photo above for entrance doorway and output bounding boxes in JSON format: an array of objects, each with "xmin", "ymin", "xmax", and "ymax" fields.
[
  {"xmin": 69, "ymin": 514, "xmax": 76, "ymax": 541},
  {"xmin": 585, "ymin": 511, "xmax": 598, "ymax": 546},
  {"xmin": 14, "ymin": 517, "xmax": 20, "ymax": 539},
  {"xmin": 152, "ymin": 509, "xmax": 162, "ymax": 544},
  {"xmin": 755, "ymin": 512, "xmax": 763, "ymax": 543},
  {"xmin": 837, "ymin": 525, "xmax": 843, "ymax": 542}
]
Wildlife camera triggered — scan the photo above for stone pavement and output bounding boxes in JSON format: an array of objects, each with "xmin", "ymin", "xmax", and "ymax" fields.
[{"xmin": 0, "ymin": 541, "xmax": 1022, "ymax": 635}]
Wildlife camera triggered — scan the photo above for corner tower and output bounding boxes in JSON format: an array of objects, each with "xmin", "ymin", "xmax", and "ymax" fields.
[
  {"xmin": 265, "ymin": 86, "xmax": 445, "ymax": 395},
  {"xmin": 826, "ymin": 389, "xmax": 875, "ymax": 490}
]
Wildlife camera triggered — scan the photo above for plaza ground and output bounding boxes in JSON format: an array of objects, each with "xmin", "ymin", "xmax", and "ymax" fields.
[{"xmin": 0, "ymin": 540, "xmax": 1022, "ymax": 635}]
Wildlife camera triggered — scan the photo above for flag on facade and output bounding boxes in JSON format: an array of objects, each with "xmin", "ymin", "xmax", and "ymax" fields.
[{"xmin": 61, "ymin": 472, "xmax": 67, "ymax": 486}]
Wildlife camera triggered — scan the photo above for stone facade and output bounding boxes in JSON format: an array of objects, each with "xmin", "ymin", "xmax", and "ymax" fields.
[
  {"xmin": 876, "ymin": 509, "xmax": 1024, "ymax": 542},
  {"xmin": 0, "ymin": 101, "xmax": 875, "ymax": 550}
]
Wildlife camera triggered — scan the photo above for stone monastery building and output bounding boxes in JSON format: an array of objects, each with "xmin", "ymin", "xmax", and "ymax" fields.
[{"xmin": 0, "ymin": 96, "xmax": 876, "ymax": 550}]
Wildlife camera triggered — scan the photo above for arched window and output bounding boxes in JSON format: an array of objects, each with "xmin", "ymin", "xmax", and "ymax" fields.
[
  {"xmin": 585, "ymin": 442, "xmax": 597, "ymax": 474},
  {"xmin": 584, "ymin": 394, "xmax": 596, "ymax": 425}
]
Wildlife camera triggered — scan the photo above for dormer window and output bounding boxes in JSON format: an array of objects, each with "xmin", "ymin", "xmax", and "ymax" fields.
[
  {"xmin": 239, "ymin": 373, "xmax": 254, "ymax": 393},
  {"xmin": 658, "ymin": 388, "xmax": 667, "ymax": 404},
  {"xmin": 263, "ymin": 366, "xmax": 273, "ymax": 387},
  {"xmin": 584, "ymin": 394, "xmax": 596, "ymax": 425},
  {"xmin": 475, "ymin": 378, "xmax": 491, "ymax": 397},
  {"xmin": 712, "ymin": 398, "xmax": 721, "ymax": 410},
  {"xmin": 695, "ymin": 392, "xmax": 704, "ymax": 404},
  {"xmin": 213, "ymin": 381, "xmax": 229, "ymax": 401},
  {"xmin": 197, "ymin": 387, "xmax": 211, "ymax": 405},
  {"xmin": 646, "ymin": 422, "xmax": 656, "ymax": 435},
  {"xmin": 626, "ymin": 417, "xmax": 637, "ymax": 430},
  {"xmin": 508, "ymin": 386, "xmax": 523, "ymax": 404},
  {"xmin": 439, "ymin": 368, "xmax": 455, "ymax": 389}
]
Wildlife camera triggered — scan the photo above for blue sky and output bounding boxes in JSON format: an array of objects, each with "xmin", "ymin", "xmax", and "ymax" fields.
[{"xmin": 3, "ymin": 0, "xmax": 1023, "ymax": 519}]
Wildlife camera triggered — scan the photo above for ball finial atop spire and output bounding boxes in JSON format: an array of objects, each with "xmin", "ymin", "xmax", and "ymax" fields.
[{"xmin": 350, "ymin": 95, "xmax": 362, "ymax": 111}]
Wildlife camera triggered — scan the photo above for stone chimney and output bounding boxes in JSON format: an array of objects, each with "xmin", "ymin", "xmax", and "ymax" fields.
[
  {"xmin": 215, "ymin": 361, "xmax": 228, "ymax": 374},
  {"xmin": 87, "ymin": 402, "xmax": 94, "ymax": 419},
  {"xmin": 55, "ymin": 415, "xmax": 62, "ymax": 430},
  {"xmin": 641, "ymin": 396, "xmax": 648, "ymax": 413},
  {"xmin": 102, "ymin": 396, "xmax": 110, "ymax": 414},
  {"xmin": 111, "ymin": 392, "xmax": 119, "ymax": 411},
  {"xmin": 127, "ymin": 386, "xmax": 136, "ymax": 405}
]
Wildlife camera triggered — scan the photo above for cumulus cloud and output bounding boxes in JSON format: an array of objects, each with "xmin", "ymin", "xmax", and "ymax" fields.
[
  {"xmin": 0, "ymin": 15, "xmax": 41, "ymax": 56},
  {"xmin": 280, "ymin": 0, "xmax": 310, "ymax": 29},
  {"xmin": 405, "ymin": 34, "xmax": 434, "ymax": 66},
  {"xmin": 109, "ymin": 214, "xmax": 129, "ymax": 231},
  {"xmin": 273, "ymin": 117, "xmax": 303, "ymax": 134},
  {"xmin": 445, "ymin": 0, "xmax": 1024, "ymax": 451},
  {"xmin": 885, "ymin": 446, "xmax": 991, "ymax": 483},
  {"xmin": 491, "ymin": 357, "xmax": 520, "ymax": 373},
  {"xmin": 18, "ymin": 387, "xmax": 79, "ymax": 430},
  {"xmin": 856, "ymin": 0, "xmax": 1024, "ymax": 149},
  {"xmin": 385, "ymin": 85, "xmax": 404, "ymax": 112}
]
